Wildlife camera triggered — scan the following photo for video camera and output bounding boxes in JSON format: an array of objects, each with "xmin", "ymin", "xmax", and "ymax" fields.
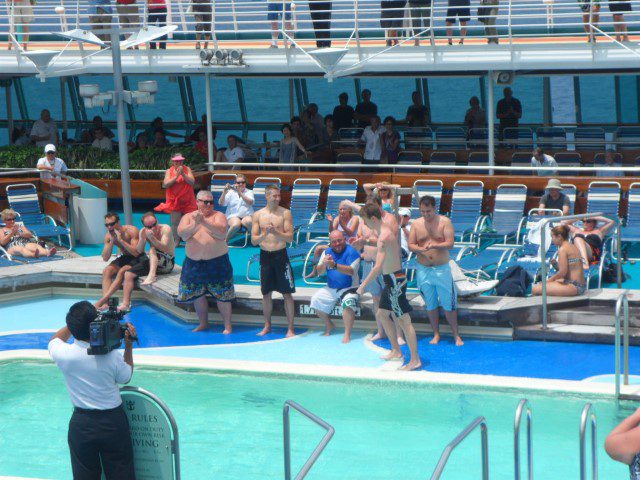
[{"xmin": 88, "ymin": 298, "xmax": 137, "ymax": 355}]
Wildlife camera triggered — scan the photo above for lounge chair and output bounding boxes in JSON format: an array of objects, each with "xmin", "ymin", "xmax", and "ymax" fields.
[
  {"xmin": 449, "ymin": 180, "xmax": 485, "ymax": 243},
  {"xmin": 473, "ymin": 184, "xmax": 527, "ymax": 247}
]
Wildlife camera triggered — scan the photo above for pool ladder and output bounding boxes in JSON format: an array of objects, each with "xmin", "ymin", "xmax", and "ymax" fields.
[
  {"xmin": 614, "ymin": 291, "xmax": 631, "ymax": 400},
  {"xmin": 429, "ymin": 399, "xmax": 598, "ymax": 480}
]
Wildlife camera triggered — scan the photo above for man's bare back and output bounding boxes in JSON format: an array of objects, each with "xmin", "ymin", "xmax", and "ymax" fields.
[
  {"xmin": 378, "ymin": 223, "xmax": 402, "ymax": 274},
  {"xmin": 178, "ymin": 210, "xmax": 228, "ymax": 260}
]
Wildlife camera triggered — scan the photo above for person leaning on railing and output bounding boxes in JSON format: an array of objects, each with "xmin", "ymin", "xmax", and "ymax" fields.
[
  {"xmin": 7, "ymin": 0, "xmax": 35, "ymax": 50},
  {"xmin": 116, "ymin": 0, "xmax": 140, "ymax": 46},
  {"xmin": 89, "ymin": 0, "xmax": 114, "ymax": 43},
  {"xmin": 478, "ymin": 0, "xmax": 499, "ymax": 44}
]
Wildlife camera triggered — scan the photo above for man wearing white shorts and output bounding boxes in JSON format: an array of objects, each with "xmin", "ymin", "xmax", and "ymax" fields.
[
  {"xmin": 408, "ymin": 195, "xmax": 464, "ymax": 346},
  {"xmin": 310, "ymin": 231, "xmax": 361, "ymax": 343}
]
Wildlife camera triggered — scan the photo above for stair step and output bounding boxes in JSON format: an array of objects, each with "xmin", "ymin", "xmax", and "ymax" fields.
[
  {"xmin": 515, "ymin": 323, "xmax": 640, "ymax": 344},
  {"xmin": 548, "ymin": 309, "xmax": 640, "ymax": 327}
]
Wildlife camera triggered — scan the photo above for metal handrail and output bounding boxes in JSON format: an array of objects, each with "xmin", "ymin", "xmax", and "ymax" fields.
[
  {"xmin": 430, "ymin": 416, "xmax": 489, "ymax": 480},
  {"xmin": 283, "ymin": 400, "xmax": 335, "ymax": 480},
  {"xmin": 579, "ymin": 403, "xmax": 598, "ymax": 480},
  {"xmin": 540, "ymin": 212, "xmax": 622, "ymax": 329},
  {"xmin": 614, "ymin": 291, "xmax": 630, "ymax": 397},
  {"xmin": 514, "ymin": 399, "xmax": 533, "ymax": 480}
]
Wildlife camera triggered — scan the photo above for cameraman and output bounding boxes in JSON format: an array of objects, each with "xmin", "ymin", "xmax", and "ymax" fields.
[
  {"xmin": 48, "ymin": 301, "xmax": 137, "ymax": 479},
  {"xmin": 218, "ymin": 173, "xmax": 254, "ymax": 242}
]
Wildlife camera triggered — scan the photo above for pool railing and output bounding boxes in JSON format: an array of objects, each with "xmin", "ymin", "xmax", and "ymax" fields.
[
  {"xmin": 614, "ymin": 291, "xmax": 631, "ymax": 399},
  {"xmin": 579, "ymin": 403, "xmax": 598, "ymax": 480},
  {"xmin": 514, "ymin": 399, "xmax": 533, "ymax": 480}
]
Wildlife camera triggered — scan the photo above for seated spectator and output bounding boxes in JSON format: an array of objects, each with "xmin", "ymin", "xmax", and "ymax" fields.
[
  {"xmin": 597, "ymin": 150, "xmax": 625, "ymax": 177},
  {"xmin": 538, "ymin": 179, "xmax": 570, "ymax": 216},
  {"xmin": 216, "ymin": 135, "xmax": 245, "ymax": 165},
  {"xmin": 36, "ymin": 144, "xmax": 68, "ymax": 180},
  {"xmin": 327, "ymin": 200, "xmax": 360, "ymax": 241},
  {"xmin": 405, "ymin": 91, "xmax": 429, "ymax": 128},
  {"xmin": 398, "ymin": 207, "xmax": 412, "ymax": 258},
  {"xmin": 563, "ymin": 215, "xmax": 615, "ymax": 268},
  {"xmin": 219, "ymin": 173, "xmax": 254, "ymax": 241},
  {"xmin": 320, "ymin": 115, "xmax": 338, "ymax": 146},
  {"xmin": 152, "ymin": 129, "xmax": 171, "ymax": 148},
  {"xmin": 189, "ymin": 115, "xmax": 216, "ymax": 143},
  {"xmin": 381, "ymin": 116, "xmax": 401, "ymax": 164},
  {"xmin": 531, "ymin": 147, "xmax": 558, "ymax": 176},
  {"xmin": 278, "ymin": 123, "xmax": 309, "ymax": 164},
  {"xmin": 605, "ymin": 407, "xmax": 640, "ymax": 476},
  {"xmin": 308, "ymin": 230, "xmax": 361, "ymax": 342},
  {"xmin": 532, "ymin": 225, "xmax": 586, "ymax": 296},
  {"xmin": 464, "ymin": 96, "xmax": 487, "ymax": 131},
  {"xmin": 195, "ymin": 130, "xmax": 217, "ymax": 159},
  {"xmin": 359, "ymin": 115, "xmax": 384, "ymax": 164},
  {"xmin": 332, "ymin": 92, "xmax": 355, "ymax": 131},
  {"xmin": 11, "ymin": 124, "xmax": 31, "ymax": 146},
  {"xmin": 300, "ymin": 109, "xmax": 320, "ymax": 148},
  {"xmin": 306, "ymin": 103, "xmax": 325, "ymax": 140},
  {"xmin": 89, "ymin": 115, "xmax": 114, "ymax": 141},
  {"xmin": 354, "ymin": 89, "xmax": 378, "ymax": 128},
  {"xmin": 1, "ymin": 209, "xmax": 56, "ymax": 258},
  {"xmin": 145, "ymin": 117, "xmax": 182, "ymax": 143},
  {"xmin": 91, "ymin": 128, "xmax": 113, "ymax": 151},
  {"xmin": 133, "ymin": 133, "xmax": 149, "ymax": 152},
  {"xmin": 30, "ymin": 109, "xmax": 59, "ymax": 147}
]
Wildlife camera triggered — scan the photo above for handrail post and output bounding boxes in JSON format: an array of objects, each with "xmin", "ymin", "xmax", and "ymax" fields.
[
  {"xmin": 507, "ymin": 0, "xmax": 513, "ymax": 46},
  {"xmin": 615, "ymin": 292, "xmax": 630, "ymax": 397},
  {"xmin": 283, "ymin": 400, "xmax": 335, "ymax": 480},
  {"xmin": 579, "ymin": 403, "xmax": 598, "ymax": 480},
  {"xmin": 514, "ymin": 399, "xmax": 533, "ymax": 480},
  {"xmin": 354, "ymin": 0, "xmax": 362, "ymax": 59},
  {"xmin": 430, "ymin": 416, "xmax": 489, "ymax": 480}
]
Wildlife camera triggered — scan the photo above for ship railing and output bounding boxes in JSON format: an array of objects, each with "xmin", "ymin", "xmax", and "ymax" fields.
[
  {"xmin": 614, "ymin": 291, "xmax": 630, "ymax": 399},
  {"xmin": 579, "ymin": 403, "xmax": 598, "ymax": 480},
  {"xmin": 3, "ymin": 0, "xmax": 640, "ymax": 50},
  {"xmin": 514, "ymin": 399, "xmax": 533, "ymax": 480}
]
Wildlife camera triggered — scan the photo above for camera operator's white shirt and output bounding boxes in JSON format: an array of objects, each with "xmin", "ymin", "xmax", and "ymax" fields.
[
  {"xmin": 48, "ymin": 338, "xmax": 132, "ymax": 410},
  {"xmin": 220, "ymin": 188, "xmax": 254, "ymax": 219}
]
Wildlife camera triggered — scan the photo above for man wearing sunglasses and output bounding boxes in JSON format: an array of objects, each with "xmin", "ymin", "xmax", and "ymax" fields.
[
  {"xmin": 96, "ymin": 213, "xmax": 140, "ymax": 311},
  {"xmin": 115, "ymin": 212, "xmax": 175, "ymax": 312},
  {"xmin": 177, "ymin": 190, "xmax": 235, "ymax": 333},
  {"xmin": 36, "ymin": 144, "xmax": 68, "ymax": 181}
]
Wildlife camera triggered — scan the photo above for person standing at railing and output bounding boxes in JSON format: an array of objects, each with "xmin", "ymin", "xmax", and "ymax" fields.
[
  {"xmin": 609, "ymin": 0, "xmax": 631, "ymax": 42},
  {"xmin": 354, "ymin": 88, "xmax": 378, "ymax": 128},
  {"xmin": 147, "ymin": 0, "xmax": 168, "ymax": 49},
  {"xmin": 30, "ymin": 108, "xmax": 59, "ymax": 148},
  {"xmin": 36, "ymin": 144, "xmax": 68, "ymax": 180},
  {"xmin": 496, "ymin": 87, "xmax": 522, "ymax": 139},
  {"xmin": 359, "ymin": 115, "xmax": 384, "ymax": 168},
  {"xmin": 531, "ymin": 147, "xmax": 558, "ymax": 176},
  {"xmin": 445, "ymin": 0, "xmax": 470, "ymax": 44},
  {"xmin": 405, "ymin": 90, "xmax": 430, "ymax": 128},
  {"xmin": 408, "ymin": 0, "xmax": 433, "ymax": 46},
  {"xmin": 115, "ymin": 0, "xmax": 140, "ymax": 45},
  {"xmin": 381, "ymin": 0, "xmax": 405, "ymax": 46},
  {"xmin": 89, "ymin": 0, "xmax": 113, "ymax": 43},
  {"xmin": 278, "ymin": 123, "xmax": 310, "ymax": 163},
  {"xmin": 7, "ymin": 0, "xmax": 34, "ymax": 50},
  {"xmin": 332, "ymin": 92, "xmax": 355, "ymax": 131},
  {"xmin": 464, "ymin": 95, "xmax": 486, "ymax": 131},
  {"xmin": 605, "ymin": 407, "xmax": 640, "ymax": 479},
  {"xmin": 308, "ymin": 0, "xmax": 332, "ymax": 48},
  {"xmin": 192, "ymin": 0, "xmax": 212, "ymax": 50},
  {"xmin": 381, "ymin": 116, "xmax": 401, "ymax": 164},
  {"xmin": 578, "ymin": 0, "xmax": 600, "ymax": 42},
  {"xmin": 267, "ymin": 0, "xmax": 294, "ymax": 48},
  {"xmin": 478, "ymin": 0, "xmax": 499, "ymax": 44}
]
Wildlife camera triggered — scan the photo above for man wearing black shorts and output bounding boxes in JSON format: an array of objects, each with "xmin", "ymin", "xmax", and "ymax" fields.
[
  {"xmin": 446, "ymin": 0, "xmax": 470, "ymax": 44},
  {"xmin": 251, "ymin": 184, "xmax": 296, "ymax": 338},
  {"xmin": 96, "ymin": 212, "xmax": 140, "ymax": 310}
]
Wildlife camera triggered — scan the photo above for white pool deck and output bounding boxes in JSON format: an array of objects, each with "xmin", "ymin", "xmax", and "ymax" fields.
[{"xmin": 2, "ymin": 256, "xmax": 640, "ymax": 400}]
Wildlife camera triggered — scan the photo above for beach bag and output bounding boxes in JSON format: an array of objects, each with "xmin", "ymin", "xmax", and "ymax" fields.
[
  {"xmin": 602, "ymin": 262, "xmax": 627, "ymax": 284},
  {"xmin": 495, "ymin": 265, "xmax": 532, "ymax": 297}
]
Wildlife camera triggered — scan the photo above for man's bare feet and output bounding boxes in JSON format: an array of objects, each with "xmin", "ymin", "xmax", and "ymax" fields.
[
  {"xmin": 286, "ymin": 328, "xmax": 296, "ymax": 338},
  {"xmin": 381, "ymin": 350, "xmax": 404, "ymax": 361},
  {"xmin": 400, "ymin": 360, "xmax": 422, "ymax": 371},
  {"xmin": 48, "ymin": 247, "xmax": 57, "ymax": 257},
  {"xmin": 397, "ymin": 336, "xmax": 406, "ymax": 346},
  {"xmin": 94, "ymin": 302, "xmax": 107, "ymax": 311},
  {"xmin": 141, "ymin": 276, "xmax": 157, "ymax": 285},
  {"xmin": 370, "ymin": 332, "xmax": 385, "ymax": 341},
  {"xmin": 455, "ymin": 336, "xmax": 464, "ymax": 346},
  {"xmin": 117, "ymin": 304, "xmax": 131, "ymax": 313},
  {"xmin": 193, "ymin": 324, "xmax": 209, "ymax": 332},
  {"xmin": 342, "ymin": 335, "xmax": 351, "ymax": 344},
  {"xmin": 304, "ymin": 269, "xmax": 318, "ymax": 279},
  {"xmin": 429, "ymin": 333, "xmax": 440, "ymax": 345},
  {"xmin": 222, "ymin": 328, "xmax": 232, "ymax": 335},
  {"xmin": 257, "ymin": 324, "xmax": 271, "ymax": 336},
  {"xmin": 322, "ymin": 321, "xmax": 335, "ymax": 336}
]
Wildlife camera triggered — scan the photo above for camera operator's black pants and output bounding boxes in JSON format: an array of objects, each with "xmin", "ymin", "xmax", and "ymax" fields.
[{"xmin": 68, "ymin": 406, "xmax": 135, "ymax": 480}]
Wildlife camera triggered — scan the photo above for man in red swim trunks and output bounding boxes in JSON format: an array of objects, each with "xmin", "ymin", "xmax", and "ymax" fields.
[{"xmin": 155, "ymin": 153, "xmax": 197, "ymax": 243}]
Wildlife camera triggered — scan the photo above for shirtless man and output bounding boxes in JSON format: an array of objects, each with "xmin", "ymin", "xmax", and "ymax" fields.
[
  {"xmin": 116, "ymin": 213, "xmax": 176, "ymax": 311},
  {"xmin": 408, "ymin": 195, "xmax": 463, "ymax": 346},
  {"xmin": 96, "ymin": 213, "xmax": 140, "ymax": 310},
  {"xmin": 177, "ymin": 190, "xmax": 234, "ymax": 333},
  {"xmin": 351, "ymin": 195, "xmax": 404, "ymax": 344},
  {"xmin": 356, "ymin": 204, "xmax": 421, "ymax": 371},
  {"xmin": 251, "ymin": 184, "xmax": 296, "ymax": 338}
]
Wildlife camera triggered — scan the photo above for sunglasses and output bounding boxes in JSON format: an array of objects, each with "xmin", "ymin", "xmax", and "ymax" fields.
[
  {"xmin": 236, "ymin": 181, "xmax": 246, "ymax": 184},
  {"xmin": 198, "ymin": 199, "xmax": 215, "ymax": 205},
  {"xmin": 144, "ymin": 222, "xmax": 158, "ymax": 229},
  {"xmin": 46, "ymin": 151, "xmax": 55, "ymax": 154},
  {"xmin": 104, "ymin": 220, "xmax": 117, "ymax": 227},
  {"xmin": 4, "ymin": 218, "xmax": 16, "ymax": 222}
]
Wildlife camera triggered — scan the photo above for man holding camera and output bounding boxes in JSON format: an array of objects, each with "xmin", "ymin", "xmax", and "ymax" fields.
[
  {"xmin": 218, "ymin": 173, "xmax": 254, "ymax": 242},
  {"xmin": 48, "ymin": 301, "xmax": 137, "ymax": 479}
]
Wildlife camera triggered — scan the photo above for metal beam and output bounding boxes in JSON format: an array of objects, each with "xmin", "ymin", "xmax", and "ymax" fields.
[
  {"xmin": 122, "ymin": 76, "xmax": 138, "ymax": 141},
  {"xmin": 542, "ymin": 76, "xmax": 552, "ymax": 125},
  {"xmin": 574, "ymin": 76, "xmax": 583, "ymax": 124},
  {"xmin": 421, "ymin": 78, "xmax": 432, "ymax": 125},
  {"xmin": 487, "ymin": 71, "xmax": 495, "ymax": 173},
  {"xmin": 13, "ymin": 77, "xmax": 29, "ymax": 121},
  {"xmin": 205, "ymin": 73, "xmax": 214, "ymax": 171},
  {"xmin": 614, "ymin": 75, "xmax": 622, "ymax": 125},
  {"xmin": 235, "ymin": 78, "xmax": 249, "ymax": 140}
]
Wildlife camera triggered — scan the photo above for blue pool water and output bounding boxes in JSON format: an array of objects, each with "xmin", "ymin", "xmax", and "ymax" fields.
[{"xmin": 1, "ymin": 295, "xmax": 638, "ymax": 381}]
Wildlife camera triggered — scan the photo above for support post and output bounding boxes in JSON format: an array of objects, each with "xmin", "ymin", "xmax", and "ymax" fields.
[
  {"xmin": 110, "ymin": 29, "xmax": 133, "ymax": 226},
  {"xmin": 487, "ymin": 71, "xmax": 495, "ymax": 174},
  {"xmin": 5, "ymin": 81, "xmax": 13, "ymax": 145},
  {"xmin": 205, "ymin": 73, "xmax": 214, "ymax": 172},
  {"xmin": 60, "ymin": 77, "xmax": 68, "ymax": 143}
]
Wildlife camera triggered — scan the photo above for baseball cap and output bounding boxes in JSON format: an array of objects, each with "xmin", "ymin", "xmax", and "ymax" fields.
[
  {"xmin": 398, "ymin": 208, "xmax": 411, "ymax": 217},
  {"xmin": 44, "ymin": 144, "xmax": 56, "ymax": 154}
]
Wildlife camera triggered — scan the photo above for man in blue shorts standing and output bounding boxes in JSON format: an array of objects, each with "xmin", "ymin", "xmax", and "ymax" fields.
[
  {"xmin": 445, "ymin": 0, "xmax": 470, "ymax": 44},
  {"xmin": 408, "ymin": 195, "xmax": 463, "ymax": 346},
  {"xmin": 310, "ymin": 230, "xmax": 361, "ymax": 343}
]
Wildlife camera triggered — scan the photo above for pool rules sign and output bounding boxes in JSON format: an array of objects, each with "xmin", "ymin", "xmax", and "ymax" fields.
[{"xmin": 120, "ymin": 386, "xmax": 181, "ymax": 480}]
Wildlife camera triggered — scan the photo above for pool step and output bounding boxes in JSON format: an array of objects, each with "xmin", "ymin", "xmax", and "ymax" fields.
[
  {"xmin": 548, "ymin": 306, "xmax": 640, "ymax": 328},
  {"xmin": 514, "ymin": 323, "xmax": 640, "ymax": 344}
]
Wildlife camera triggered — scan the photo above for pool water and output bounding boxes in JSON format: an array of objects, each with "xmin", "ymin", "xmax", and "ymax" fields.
[{"xmin": 0, "ymin": 361, "xmax": 631, "ymax": 479}]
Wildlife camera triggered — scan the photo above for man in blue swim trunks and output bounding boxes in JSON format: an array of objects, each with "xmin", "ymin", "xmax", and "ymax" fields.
[
  {"xmin": 408, "ymin": 195, "xmax": 464, "ymax": 346},
  {"xmin": 177, "ymin": 190, "xmax": 235, "ymax": 333}
]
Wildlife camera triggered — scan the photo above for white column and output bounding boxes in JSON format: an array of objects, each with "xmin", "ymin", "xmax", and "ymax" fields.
[
  {"xmin": 487, "ymin": 71, "xmax": 495, "ymax": 174},
  {"xmin": 205, "ymin": 72, "xmax": 214, "ymax": 172}
]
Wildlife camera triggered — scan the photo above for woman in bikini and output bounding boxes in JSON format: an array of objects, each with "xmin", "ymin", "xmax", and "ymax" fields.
[
  {"xmin": 532, "ymin": 225, "xmax": 586, "ymax": 297},
  {"xmin": 363, "ymin": 182, "xmax": 399, "ymax": 214},
  {"xmin": 563, "ymin": 215, "xmax": 615, "ymax": 269}
]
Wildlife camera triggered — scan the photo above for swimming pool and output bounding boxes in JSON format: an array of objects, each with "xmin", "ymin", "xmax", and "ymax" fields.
[{"xmin": 0, "ymin": 360, "xmax": 632, "ymax": 479}]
